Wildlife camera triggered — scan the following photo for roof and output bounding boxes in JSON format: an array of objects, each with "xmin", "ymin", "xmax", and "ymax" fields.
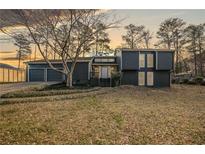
[
  {"xmin": 26, "ymin": 57, "xmax": 93, "ymax": 64},
  {"xmin": 0, "ymin": 63, "xmax": 22, "ymax": 70},
  {"xmin": 120, "ymin": 48, "xmax": 175, "ymax": 52}
]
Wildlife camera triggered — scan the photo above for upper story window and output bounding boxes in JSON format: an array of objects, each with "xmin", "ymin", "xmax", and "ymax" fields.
[
  {"xmin": 147, "ymin": 54, "xmax": 154, "ymax": 68},
  {"xmin": 139, "ymin": 53, "xmax": 145, "ymax": 68},
  {"xmin": 94, "ymin": 58, "xmax": 115, "ymax": 63}
]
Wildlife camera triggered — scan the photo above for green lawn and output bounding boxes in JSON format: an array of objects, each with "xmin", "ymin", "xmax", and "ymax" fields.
[{"xmin": 0, "ymin": 85, "xmax": 204, "ymax": 144}]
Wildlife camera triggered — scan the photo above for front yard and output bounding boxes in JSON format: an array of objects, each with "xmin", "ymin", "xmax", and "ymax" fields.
[{"xmin": 0, "ymin": 84, "xmax": 204, "ymax": 144}]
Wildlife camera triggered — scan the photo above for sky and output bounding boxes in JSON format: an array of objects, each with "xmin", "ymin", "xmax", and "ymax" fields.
[
  {"xmin": 108, "ymin": 9, "xmax": 205, "ymax": 47},
  {"xmin": 0, "ymin": 9, "xmax": 205, "ymax": 68}
]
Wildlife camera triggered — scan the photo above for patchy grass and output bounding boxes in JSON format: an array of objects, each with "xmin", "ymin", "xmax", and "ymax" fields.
[
  {"xmin": 0, "ymin": 88, "xmax": 109, "ymax": 105},
  {"xmin": 0, "ymin": 87, "xmax": 100, "ymax": 99},
  {"xmin": 0, "ymin": 85, "xmax": 204, "ymax": 144}
]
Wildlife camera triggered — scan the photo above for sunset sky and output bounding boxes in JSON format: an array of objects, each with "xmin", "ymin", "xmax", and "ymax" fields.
[{"xmin": 0, "ymin": 9, "xmax": 205, "ymax": 68}]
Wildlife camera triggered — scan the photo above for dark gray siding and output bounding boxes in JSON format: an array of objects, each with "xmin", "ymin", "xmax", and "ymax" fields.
[
  {"xmin": 68, "ymin": 62, "xmax": 89, "ymax": 84},
  {"xmin": 121, "ymin": 71, "xmax": 138, "ymax": 85},
  {"xmin": 47, "ymin": 69, "xmax": 63, "ymax": 81},
  {"xmin": 154, "ymin": 71, "xmax": 170, "ymax": 87},
  {"xmin": 29, "ymin": 69, "xmax": 45, "ymax": 81},
  {"xmin": 122, "ymin": 51, "xmax": 139, "ymax": 70},
  {"xmin": 156, "ymin": 52, "xmax": 173, "ymax": 70},
  {"xmin": 28, "ymin": 62, "xmax": 89, "ymax": 83},
  {"xmin": 116, "ymin": 51, "xmax": 122, "ymax": 70}
]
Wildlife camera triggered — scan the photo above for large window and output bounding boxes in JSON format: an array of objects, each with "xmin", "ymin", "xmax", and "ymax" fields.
[
  {"xmin": 147, "ymin": 54, "xmax": 154, "ymax": 68},
  {"xmin": 138, "ymin": 72, "xmax": 145, "ymax": 86},
  {"xmin": 139, "ymin": 53, "xmax": 145, "ymax": 68},
  {"xmin": 147, "ymin": 72, "xmax": 154, "ymax": 86}
]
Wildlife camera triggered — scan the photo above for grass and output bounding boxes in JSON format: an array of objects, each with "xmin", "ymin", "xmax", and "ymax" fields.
[
  {"xmin": 0, "ymin": 84, "xmax": 204, "ymax": 144},
  {"xmin": 0, "ymin": 87, "xmax": 100, "ymax": 99}
]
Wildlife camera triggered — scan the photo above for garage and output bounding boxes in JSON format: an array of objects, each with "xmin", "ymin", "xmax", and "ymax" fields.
[
  {"xmin": 29, "ymin": 69, "xmax": 45, "ymax": 82},
  {"xmin": 47, "ymin": 69, "xmax": 63, "ymax": 81}
]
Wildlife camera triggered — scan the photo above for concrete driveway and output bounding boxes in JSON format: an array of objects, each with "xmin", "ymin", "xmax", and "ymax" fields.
[{"xmin": 0, "ymin": 82, "xmax": 58, "ymax": 95}]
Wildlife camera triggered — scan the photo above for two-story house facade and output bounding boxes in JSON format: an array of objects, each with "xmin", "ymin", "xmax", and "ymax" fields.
[{"xmin": 116, "ymin": 49, "xmax": 174, "ymax": 87}]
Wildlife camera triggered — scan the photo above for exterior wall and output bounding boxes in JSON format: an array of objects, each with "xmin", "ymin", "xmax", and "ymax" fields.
[
  {"xmin": 47, "ymin": 69, "xmax": 63, "ymax": 81},
  {"xmin": 71, "ymin": 62, "xmax": 89, "ymax": 84},
  {"xmin": 121, "ymin": 71, "xmax": 138, "ymax": 85},
  {"xmin": 117, "ymin": 49, "xmax": 173, "ymax": 87},
  {"xmin": 121, "ymin": 51, "xmax": 139, "ymax": 70},
  {"xmin": 156, "ymin": 52, "xmax": 174, "ymax": 70},
  {"xmin": 27, "ymin": 50, "xmax": 173, "ymax": 87},
  {"xmin": 28, "ymin": 62, "xmax": 89, "ymax": 83},
  {"xmin": 154, "ymin": 71, "xmax": 170, "ymax": 87}
]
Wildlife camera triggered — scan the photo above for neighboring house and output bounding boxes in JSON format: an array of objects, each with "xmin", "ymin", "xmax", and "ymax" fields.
[{"xmin": 25, "ymin": 48, "xmax": 174, "ymax": 87}]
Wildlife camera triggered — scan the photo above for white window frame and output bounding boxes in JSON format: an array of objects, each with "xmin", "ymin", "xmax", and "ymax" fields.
[
  {"xmin": 147, "ymin": 72, "xmax": 154, "ymax": 86},
  {"xmin": 139, "ymin": 53, "xmax": 145, "ymax": 68},
  {"xmin": 138, "ymin": 72, "xmax": 145, "ymax": 86},
  {"xmin": 147, "ymin": 53, "xmax": 154, "ymax": 68}
]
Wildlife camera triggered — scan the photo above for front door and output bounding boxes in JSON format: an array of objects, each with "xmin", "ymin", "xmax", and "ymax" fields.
[
  {"xmin": 100, "ymin": 66, "xmax": 109, "ymax": 79},
  {"xmin": 138, "ymin": 52, "xmax": 154, "ymax": 86}
]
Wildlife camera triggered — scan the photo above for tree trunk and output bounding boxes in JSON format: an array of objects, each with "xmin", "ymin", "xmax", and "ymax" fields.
[
  {"xmin": 194, "ymin": 52, "xmax": 197, "ymax": 76},
  {"xmin": 146, "ymin": 40, "xmax": 149, "ymax": 49},
  {"xmin": 18, "ymin": 54, "xmax": 21, "ymax": 69},
  {"xmin": 17, "ymin": 51, "xmax": 21, "ymax": 82},
  {"xmin": 131, "ymin": 35, "xmax": 134, "ymax": 49},
  {"xmin": 167, "ymin": 40, "xmax": 171, "ymax": 50},
  {"xmin": 198, "ymin": 40, "xmax": 203, "ymax": 76},
  {"xmin": 96, "ymin": 33, "xmax": 98, "ymax": 56},
  {"xmin": 175, "ymin": 37, "xmax": 180, "ymax": 74},
  {"xmin": 199, "ymin": 50, "xmax": 203, "ymax": 76},
  {"xmin": 66, "ymin": 73, "xmax": 73, "ymax": 88},
  {"xmin": 34, "ymin": 45, "xmax": 37, "ymax": 60}
]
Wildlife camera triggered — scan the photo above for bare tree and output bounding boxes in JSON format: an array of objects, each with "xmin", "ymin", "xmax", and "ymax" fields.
[
  {"xmin": 13, "ymin": 33, "xmax": 31, "ymax": 69},
  {"xmin": 142, "ymin": 30, "xmax": 152, "ymax": 49},
  {"xmin": 122, "ymin": 24, "xmax": 145, "ymax": 49},
  {"xmin": 0, "ymin": 10, "xmax": 119, "ymax": 87},
  {"xmin": 184, "ymin": 24, "xmax": 205, "ymax": 76},
  {"xmin": 93, "ymin": 23, "xmax": 111, "ymax": 56},
  {"xmin": 157, "ymin": 18, "xmax": 186, "ymax": 73}
]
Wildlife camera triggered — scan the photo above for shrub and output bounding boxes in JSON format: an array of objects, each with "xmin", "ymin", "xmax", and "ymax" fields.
[
  {"xmin": 201, "ymin": 78, "xmax": 205, "ymax": 86},
  {"xmin": 171, "ymin": 78, "xmax": 176, "ymax": 84},
  {"xmin": 182, "ymin": 78, "xmax": 189, "ymax": 84},
  {"xmin": 111, "ymin": 72, "xmax": 121, "ymax": 87},
  {"xmin": 187, "ymin": 78, "xmax": 196, "ymax": 84},
  {"xmin": 195, "ymin": 76, "xmax": 204, "ymax": 84}
]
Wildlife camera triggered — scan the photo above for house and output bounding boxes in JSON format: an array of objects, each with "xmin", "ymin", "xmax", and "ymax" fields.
[
  {"xmin": 116, "ymin": 49, "xmax": 174, "ymax": 87},
  {"xmin": 25, "ymin": 49, "xmax": 174, "ymax": 87}
]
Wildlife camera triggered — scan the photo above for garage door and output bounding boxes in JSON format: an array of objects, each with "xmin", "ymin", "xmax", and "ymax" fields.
[
  {"xmin": 47, "ymin": 69, "xmax": 63, "ymax": 81},
  {"xmin": 29, "ymin": 69, "xmax": 45, "ymax": 82}
]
